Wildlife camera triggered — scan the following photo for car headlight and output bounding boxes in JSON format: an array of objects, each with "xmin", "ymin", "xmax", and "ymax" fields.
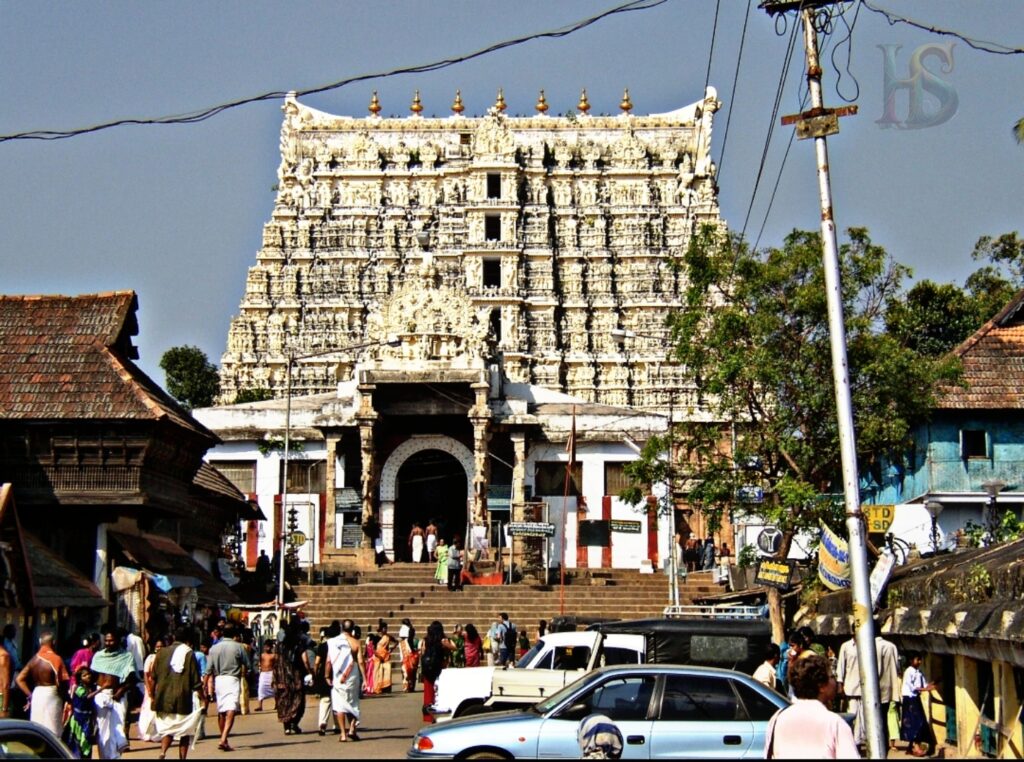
[{"xmin": 413, "ymin": 733, "xmax": 435, "ymax": 752}]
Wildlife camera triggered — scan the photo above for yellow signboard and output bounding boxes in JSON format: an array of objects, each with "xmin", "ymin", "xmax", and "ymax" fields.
[{"xmin": 865, "ymin": 504, "xmax": 895, "ymax": 534}]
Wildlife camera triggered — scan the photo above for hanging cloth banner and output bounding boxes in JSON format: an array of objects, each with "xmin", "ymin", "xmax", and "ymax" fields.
[{"xmin": 818, "ymin": 522, "xmax": 851, "ymax": 590}]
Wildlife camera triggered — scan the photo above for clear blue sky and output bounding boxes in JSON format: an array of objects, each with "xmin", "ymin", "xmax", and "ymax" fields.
[{"xmin": 2, "ymin": 1, "xmax": 1021, "ymax": 383}]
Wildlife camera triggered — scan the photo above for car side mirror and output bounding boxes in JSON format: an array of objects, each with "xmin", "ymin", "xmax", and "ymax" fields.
[{"xmin": 559, "ymin": 702, "xmax": 590, "ymax": 721}]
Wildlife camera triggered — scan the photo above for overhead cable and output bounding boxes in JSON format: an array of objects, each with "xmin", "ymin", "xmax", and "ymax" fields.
[
  {"xmin": 0, "ymin": 0, "xmax": 667, "ymax": 143},
  {"xmin": 860, "ymin": 0, "xmax": 1024, "ymax": 56}
]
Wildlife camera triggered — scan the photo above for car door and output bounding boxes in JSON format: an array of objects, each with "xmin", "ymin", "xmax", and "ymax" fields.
[
  {"xmin": 647, "ymin": 674, "xmax": 755, "ymax": 758},
  {"xmin": 537, "ymin": 674, "xmax": 657, "ymax": 759}
]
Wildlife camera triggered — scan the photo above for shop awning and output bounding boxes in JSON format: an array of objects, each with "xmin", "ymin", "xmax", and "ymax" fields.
[{"xmin": 108, "ymin": 531, "xmax": 240, "ymax": 605}]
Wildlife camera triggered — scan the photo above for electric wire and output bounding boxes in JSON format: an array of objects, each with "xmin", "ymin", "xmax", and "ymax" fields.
[
  {"xmin": 739, "ymin": 8, "xmax": 802, "ymax": 242},
  {"xmin": 830, "ymin": 1, "xmax": 861, "ymax": 103},
  {"xmin": 715, "ymin": 0, "xmax": 752, "ymax": 175},
  {"xmin": 860, "ymin": 0, "xmax": 1024, "ymax": 56},
  {"xmin": 0, "ymin": 0, "xmax": 667, "ymax": 144}
]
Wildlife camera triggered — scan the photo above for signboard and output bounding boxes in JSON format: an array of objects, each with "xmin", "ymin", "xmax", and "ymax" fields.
[
  {"xmin": 288, "ymin": 531, "xmax": 307, "ymax": 547},
  {"xmin": 755, "ymin": 558, "xmax": 796, "ymax": 590},
  {"xmin": 866, "ymin": 504, "xmax": 895, "ymax": 534},
  {"xmin": 339, "ymin": 524, "xmax": 362, "ymax": 549},
  {"xmin": 579, "ymin": 520, "xmax": 610, "ymax": 547},
  {"xmin": 507, "ymin": 521, "xmax": 555, "ymax": 538},
  {"xmin": 756, "ymin": 527, "xmax": 783, "ymax": 555},
  {"xmin": 818, "ymin": 523, "xmax": 851, "ymax": 590},
  {"xmin": 610, "ymin": 519, "xmax": 642, "ymax": 534},
  {"xmin": 869, "ymin": 549, "xmax": 895, "ymax": 609},
  {"xmin": 738, "ymin": 486, "xmax": 765, "ymax": 504}
]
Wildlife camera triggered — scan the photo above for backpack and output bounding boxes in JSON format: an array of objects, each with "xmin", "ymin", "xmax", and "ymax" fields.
[
  {"xmin": 421, "ymin": 645, "xmax": 443, "ymax": 682},
  {"xmin": 503, "ymin": 621, "xmax": 517, "ymax": 652}
]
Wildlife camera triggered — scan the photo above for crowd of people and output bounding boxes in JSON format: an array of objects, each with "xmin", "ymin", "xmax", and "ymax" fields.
[{"xmin": 751, "ymin": 622, "xmax": 939, "ymax": 758}]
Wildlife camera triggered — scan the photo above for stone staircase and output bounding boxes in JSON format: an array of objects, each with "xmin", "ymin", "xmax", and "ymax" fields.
[{"xmin": 293, "ymin": 564, "xmax": 724, "ymax": 640}]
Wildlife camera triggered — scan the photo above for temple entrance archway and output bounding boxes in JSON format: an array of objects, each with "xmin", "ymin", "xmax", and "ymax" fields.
[{"xmin": 379, "ymin": 435, "xmax": 473, "ymax": 561}]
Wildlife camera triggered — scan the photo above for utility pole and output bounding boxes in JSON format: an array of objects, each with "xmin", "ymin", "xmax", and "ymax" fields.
[{"xmin": 759, "ymin": 2, "xmax": 884, "ymax": 758}]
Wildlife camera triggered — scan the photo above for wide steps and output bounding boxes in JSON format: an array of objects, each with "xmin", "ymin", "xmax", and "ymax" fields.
[{"xmin": 293, "ymin": 565, "xmax": 725, "ymax": 640}]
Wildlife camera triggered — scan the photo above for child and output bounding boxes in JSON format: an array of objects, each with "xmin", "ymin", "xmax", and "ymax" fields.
[
  {"xmin": 63, "ymin": 666, "xmax": 98, "ymax": 759},
  {"xmin": 901, "ymin": 651, "xmax": 938, "ymax": 757}
]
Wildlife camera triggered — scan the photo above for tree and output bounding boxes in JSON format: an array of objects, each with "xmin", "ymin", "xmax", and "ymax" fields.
[
  {"xmin": 625, "ymin": 225, "xmax": 958, "ymax": 640},
  {"xmin": 159, "ymin": 345, "xmax": 220, "ymax": 410}
]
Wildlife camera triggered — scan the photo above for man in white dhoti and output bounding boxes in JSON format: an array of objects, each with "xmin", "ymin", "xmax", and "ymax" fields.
[
  {"xmin": 91, "ymin": 627, "xmax": 138, "ymax": 759},
  {"xmin": 327, "ymin": 619, "xmax": 364, "ymax": 742},
  {"xmin": 15, "ymin": 632, "xmax": 69, "ymax": 737},
  {"xmin": 204, "ymin": 625, "xmax": 249, "ymax": 752},
  {"xmin": 153, "ymin": 626, "xmax": 205, "ymax": 760}
]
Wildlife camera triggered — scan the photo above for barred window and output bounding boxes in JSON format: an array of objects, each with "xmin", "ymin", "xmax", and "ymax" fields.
[
  {"xmin": 280, "ymin": 459, "xmax": 327, "ymax": 493},
  {"xmin": 208, "ymin": 460, "xmax": 256, "ymax": 494}
]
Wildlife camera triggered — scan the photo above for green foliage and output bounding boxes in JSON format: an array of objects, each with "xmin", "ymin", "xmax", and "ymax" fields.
[
  {"xmin": 962, "ymin": 510, "xmax": 1024, "ymax": 547},
  {"xmin": 736, "ymin": 543, "xmax": 759, "ymax": 569},
  {"xmin": 257, "ymin": 436, "xmax": 304, "ymax": 456},
  {"xmin": 234, "ymin": 387, "xmax": 275, "ymax": 404},
  {"xmin": 159, "ymin": 345, "xmax": 220, "ymax": 410},
  {"xmin": 623, "ymin": 225, "xmax": 957, "ymax": 553}
]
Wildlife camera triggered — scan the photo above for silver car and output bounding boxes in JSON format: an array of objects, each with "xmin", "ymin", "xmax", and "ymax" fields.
[{"xmin": 409, "ymin": 664, "xmax": 788, "ymax": 759}]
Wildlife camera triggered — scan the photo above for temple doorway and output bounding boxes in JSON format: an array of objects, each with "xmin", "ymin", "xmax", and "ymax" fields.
[{"xmin": 394, "ymin": 449, "xmax": 468, "ymax": 561}]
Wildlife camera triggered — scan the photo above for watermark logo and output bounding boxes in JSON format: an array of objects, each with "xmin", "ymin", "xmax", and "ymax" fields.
[{"xmin": 876, "ymin": 42, "xmax": 958, "ymax": 129}]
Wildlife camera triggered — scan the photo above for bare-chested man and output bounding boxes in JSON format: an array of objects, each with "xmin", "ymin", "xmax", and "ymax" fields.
[
  {"xmin": 91, "ymin": 628, "xmax": 138, "ymax": 759},
  {"xmin": 0, "ymin": 646, "xmax": 10, "ymax": 718},
  {"xmin": 15, "ymin": 632, "xmax": 69, "ymax": 736},
  {"xmin": 256, "ymin": 641, "xmax": 277, "ymax": 711}
]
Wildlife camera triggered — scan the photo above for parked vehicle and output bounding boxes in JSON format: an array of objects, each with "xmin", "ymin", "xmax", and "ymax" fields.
[
  {"xmin": 431, "ymin": 611, "xmax": 772, "ymax": 721},
  {"xmin": 410, "ymin": 663, "xmax": 789, "ymax": 759},
  {"xmin": 0, "ymin": 719, "xmax": 73, "ymax": 759}
]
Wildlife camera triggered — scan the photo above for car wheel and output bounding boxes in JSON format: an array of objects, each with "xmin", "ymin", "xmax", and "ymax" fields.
[
  {"xmin": 453, "ymin": 699, "xmax": 486, "ymax": 717},
  {"xmin": 461, "ymin": 750, "xmax": 511, "ymax": 760}
]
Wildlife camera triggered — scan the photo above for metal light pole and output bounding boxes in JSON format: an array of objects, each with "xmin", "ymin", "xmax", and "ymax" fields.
[
  {"xmin": 276, "ymin": 336, "xmax": 401, "ymax": 617},
  {"xmin": 759, "ymin": 1, "xmax": 882, "ymax": 755},
  {"xmin": 925, "ymin": 500, "xmax": 944, "ymax": 554},
  {"xmin": 981, "ymin": 478, "xmax": 1006, "ymax": 544}
]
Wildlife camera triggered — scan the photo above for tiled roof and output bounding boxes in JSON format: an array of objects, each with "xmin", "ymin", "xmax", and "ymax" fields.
[
  {"xmin": 0, "ymin": 292, "xmax": 214, "ymax": 438},
  {"xmin": 936, "ymin": 288, "xmax": 1024, "ymax": 410},
  {"xmin": 193, "ymin": 462, "xmax": 263, "ymax": 520},
  {"xmin": 23, "ymin": 532, "xmax": 107, "ymax": 609}
]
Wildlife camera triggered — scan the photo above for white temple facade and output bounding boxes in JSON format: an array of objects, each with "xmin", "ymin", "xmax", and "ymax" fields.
[{"xmin": 204, "ymin": 89, "xmax": 728, "ymax": 572}]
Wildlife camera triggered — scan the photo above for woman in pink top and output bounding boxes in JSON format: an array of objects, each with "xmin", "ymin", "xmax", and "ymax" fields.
[
  {"xmin": 764, "ymin": 653, "xmax": 858, "ymax": 759},
  {"xmin": 462, "ymin": 623, "xmax": 483, "ymax": 668},
  {"xmin": 69, "ymin": 633, "xmax": 100, "ymax": 687}
]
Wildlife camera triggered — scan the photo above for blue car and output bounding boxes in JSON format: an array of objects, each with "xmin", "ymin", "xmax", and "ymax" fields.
[{"xmin": 409, "ymin": 664, "xmax": 788, "ymax": 759}]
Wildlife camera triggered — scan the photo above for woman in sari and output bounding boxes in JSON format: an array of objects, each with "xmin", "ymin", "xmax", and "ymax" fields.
[
  {"xmin": 449, "ymin": 624, "xmax": 465, "ymax": 668},
  {"xmin": 273, "ymin": 620, "xmax": 310, "ymax": 735},
  {"xmin": 462, "ymin": 623, "xmax": 483, "ymax": 668},
  {"xmin": 433, "ymin": 539, "xmax": 449, "ymax": 585},
  {"xmin": 371, "ymin": 620, "xmax": 393, "ymax": 694},
  {"xmin": 398, "ymin": 621, "xmax": 420, "ymax": 693},
  {"xmin": 362, "ymin": 634, "xmax": 377, "ymax": 695}
]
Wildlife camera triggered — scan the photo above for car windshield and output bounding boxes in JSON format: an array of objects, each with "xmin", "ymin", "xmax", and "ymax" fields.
[
  {"xmin": 517, "ymin": 642, "xmax": 544, "ymax": 668},
  {"xmin": 532, "ymin": 668, "xmax": 609, "ymax": 714}
]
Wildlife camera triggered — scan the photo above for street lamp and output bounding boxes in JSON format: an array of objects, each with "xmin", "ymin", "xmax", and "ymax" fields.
[
  {"xmin": 276, "ymin": 336, "xmax": 401, "ymax": 612},
  {"xmin": 925, "ymin": 500, "xmax": 944, "ymax": 554},
  {"xmin": 610, "ymin": 328, "xmax": 682, "ymax": 608},
  {"xmin": 981, "ymin": 478, "xmax": 1006, "ymax": 545}
]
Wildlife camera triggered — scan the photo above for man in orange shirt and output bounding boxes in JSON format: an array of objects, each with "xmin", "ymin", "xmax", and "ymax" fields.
[{"xmin": 15, "ymin": 632, "xmax": 70, "ymax": 736}]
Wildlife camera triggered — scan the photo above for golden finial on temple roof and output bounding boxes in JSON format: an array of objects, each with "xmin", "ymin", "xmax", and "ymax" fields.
[
  {"xmin": 368, "ymin": 91, "xmax": 381, "ymax": 116},
  {"xmin": 451, "ymin": 89, "xmax": 465, "ymax": 115},
  {"xmin": 410, "ymin": 90, "xmax": 424, "ymax": 116},
  {"xmin": 494, "ymin": 88, "xmax": 507, "ymax": 112},
  {"xmin": 577, "ymin": 88, "xmax": 591, "ymax": 114},
  {"xmin": 535, "ymin": 90, "xmax": 549, "ymax": 114},
  {"xmin": 619, "ymin": 88, "xmax": 633, "ymax": 113}
]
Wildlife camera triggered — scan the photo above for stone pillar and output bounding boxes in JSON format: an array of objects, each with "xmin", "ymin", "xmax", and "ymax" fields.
[
  {"xmin": 357, "ymin": 382, "xmax": 379, "ymax": 551},
  {"xmin": 510, "ymin": 431, "xmax": 527, "ymax": 506},
  {"xmin": 469, "ymin": 380, "xmax": 492, "ymax": 526},
  {"xmin": 323, "ymin": 434, "xmax": 340, "ymax": 554}
]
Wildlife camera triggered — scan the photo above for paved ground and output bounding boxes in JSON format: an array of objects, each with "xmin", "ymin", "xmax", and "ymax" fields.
[{"xmin": 124, "ymin": 690, "xmax": 425, "ymax": 760}]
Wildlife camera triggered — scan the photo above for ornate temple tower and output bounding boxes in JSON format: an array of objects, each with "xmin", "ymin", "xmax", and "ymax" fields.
[{"xmin": 219, "ymin": 88, "xmax": 724, "ymax": 414}]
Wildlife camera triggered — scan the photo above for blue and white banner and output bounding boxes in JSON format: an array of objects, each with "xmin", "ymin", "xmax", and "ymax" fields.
[{"xmin": 818, "ymin": 523, "xmax": 851, "ymax": 590}]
